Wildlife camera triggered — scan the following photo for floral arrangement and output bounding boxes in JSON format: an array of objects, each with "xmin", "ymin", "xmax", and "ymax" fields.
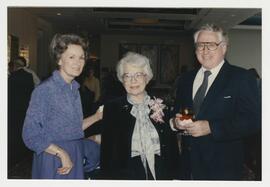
[{"xmin": 149, "ymin": 97, "xmax": 166, "ymax": 123}]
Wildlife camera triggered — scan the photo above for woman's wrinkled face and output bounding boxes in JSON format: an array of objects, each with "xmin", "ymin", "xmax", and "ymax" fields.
[
  {"xmin": 58, "ymin": 44, "xmax": 85, "ymax": 83},
  {"xmin": 122, "ymin": 64, "xmax": 147, "ymax": 99}
]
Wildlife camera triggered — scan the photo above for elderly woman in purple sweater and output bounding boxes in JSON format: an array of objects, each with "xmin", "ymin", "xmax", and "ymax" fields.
[{"xmin": 22, "ymin": 34, "xmax": 102, "ymax": 179}]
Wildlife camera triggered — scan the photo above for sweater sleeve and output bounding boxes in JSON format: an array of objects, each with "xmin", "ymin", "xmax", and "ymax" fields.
[{"xmin": 22, "ymin": 86, "xmax": 52, "ymax": 154}]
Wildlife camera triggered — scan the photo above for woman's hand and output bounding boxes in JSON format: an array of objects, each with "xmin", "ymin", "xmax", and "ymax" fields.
[
  {"xmin": 56, "ymin": 149, "xmax": 73, "ymax": 175},
  {"xmin": 45, "ymin": 144, "xmax": 73, "ymax": 175},
  {"xmin": 82, "ymin": 105, "xmax": 104, "ymax": 130},
  {"xmin": 95, "ymin": 106, "xmax": 103, "ymax": 121}
]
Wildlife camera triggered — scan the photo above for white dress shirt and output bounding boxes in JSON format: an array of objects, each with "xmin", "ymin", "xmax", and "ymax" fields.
[
  {"xmin": 192, "ymin": 60, "xmax": 225, "ymax": 99},
  {"xmin": 170, "ymin": 60, "xmax": 225, "ymax": 131}
]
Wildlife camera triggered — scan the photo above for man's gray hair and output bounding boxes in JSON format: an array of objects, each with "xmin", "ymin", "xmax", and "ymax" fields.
[{"xmin": 194, "ymin": 23, "xmax": 229, "ymax": 44}]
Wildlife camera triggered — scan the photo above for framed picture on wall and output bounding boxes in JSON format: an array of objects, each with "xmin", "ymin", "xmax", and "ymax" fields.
[
  {"xmin": 119, "ymin": 43, "xmax": 180, "ymax": 86},
  {"xmin": 159, "ymin": 45, "xmax": 179, "ymax": 84},
  {"xmin": 140, "ymin": 45, "xmax": 158, "ymax": 80}
]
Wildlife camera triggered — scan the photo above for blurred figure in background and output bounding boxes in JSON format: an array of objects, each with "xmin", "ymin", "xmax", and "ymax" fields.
[
  {"xmin": 100, "ymin": 67, "xmax": 125, "ymax": 103},
  {"xmin": 8, "ymin": 56, "xmax": 34, "ymax": 174},
  {"xmin": 243, "ymin": 68, "xmax": 261, "ymax": 180},
  {"xmin": 84, "ymin": 61, "xmax": 100, "ymax": 103},
  {"xmin": 8, "ymin": 61, "xmax": 14, "ymax": 76},
  {"xmin": 76, "ymin": 65, "xmax": 95, "ymax": 118},
  {"xmin": 76, "ymin": 62, "xmax": 102, "ymax": 146},
  {"xmin": 14, "ymin": 56, "xmax": 41, "ymax": 87}
]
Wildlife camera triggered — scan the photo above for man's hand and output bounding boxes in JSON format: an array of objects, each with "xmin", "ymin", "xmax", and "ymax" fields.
[
  {"xmin": 185, "ymin": 120, "xmax": 211, "ymax": 137},
  {"xmin": 174, "ymin": 113, "xmax": 193, "ymax": 130}
]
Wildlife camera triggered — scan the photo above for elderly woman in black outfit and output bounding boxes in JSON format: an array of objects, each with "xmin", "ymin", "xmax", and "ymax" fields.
[{"xmin": 100, "ymin": 52, "xmax": 179, "ymax": 180}]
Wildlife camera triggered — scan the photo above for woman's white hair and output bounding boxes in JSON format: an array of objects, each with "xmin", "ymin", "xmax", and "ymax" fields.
[
  {"xmin": 193, "ymin": 23, "xmax": 229, "ymax": 45},
  {"xmin": 116, "ymin": 52, "xmax": 153, "ymax": 83}
]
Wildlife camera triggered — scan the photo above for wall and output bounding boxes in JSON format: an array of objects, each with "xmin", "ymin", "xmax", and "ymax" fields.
[
  {"xmin": 36, "ymin": 18, "xmax": 54, "ymax": 79},
  {"xmin": 100, "ymin": 33, "xmax": 195, "ymax": 85},
  {"xmin": 100, "ymin": 28, "xmax": 261, "ymax": 80},
  {"xmin": 226, "ymin": 28, "xmax": 261, "ymax": 77},
  {"xmin": 8, "ymin": 9, "xmax": 38, "ymax": 70},
  {"xmin": 8, "ymin": 8, "xmax": 53, "ymax": 77},
  {"xmin": 8, "ymin": 9, "xmax": 261, "ymax": 79}
]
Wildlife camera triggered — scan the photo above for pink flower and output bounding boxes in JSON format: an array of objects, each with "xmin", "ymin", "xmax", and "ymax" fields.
[{"xmin": 149, "ymin": 97, "xmax": 166, "ymax": 123}]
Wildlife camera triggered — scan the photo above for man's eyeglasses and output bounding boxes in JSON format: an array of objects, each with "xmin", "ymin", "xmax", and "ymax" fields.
[
  {"xmin": 195, "ymin": 42, "xmax": 223, "ymax": 51},
  {"xmin": 122, "ymin": 72, "xmax": 146, "ymax": 82}
]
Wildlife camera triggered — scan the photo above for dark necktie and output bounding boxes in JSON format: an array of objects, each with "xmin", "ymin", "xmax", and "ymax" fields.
[{"xmin": 193, "ymin": 70, "xmax": 212, "ymax": 116}]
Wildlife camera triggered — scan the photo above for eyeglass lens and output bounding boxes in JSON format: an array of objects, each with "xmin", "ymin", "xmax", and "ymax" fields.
[{"xmin": 196, "ymin": 42, "xmax": 222, "ymax": 51}]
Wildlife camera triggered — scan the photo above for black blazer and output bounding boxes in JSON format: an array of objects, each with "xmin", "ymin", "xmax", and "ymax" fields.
[
  {"xmin": 100, "ymin": 96, "xmax": 179, "ymax": 180},
  {"xmin": 174, "ymin": 61, "xmax": 260, "ymax": 180}
]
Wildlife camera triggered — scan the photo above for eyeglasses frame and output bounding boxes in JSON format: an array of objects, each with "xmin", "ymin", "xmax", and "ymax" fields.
[
  {"xmin": 122, "ymin": 72, "xmax": 146, "ymax": 82},
  {"xmin": 195, "ymin": 41, "xmax": 224, "ymax": 51}
]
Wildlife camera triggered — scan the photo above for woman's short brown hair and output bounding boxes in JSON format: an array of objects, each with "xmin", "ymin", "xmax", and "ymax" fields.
[{"xmin": 49, "ymin": 33, "xmax": 88, "ymax": 64}]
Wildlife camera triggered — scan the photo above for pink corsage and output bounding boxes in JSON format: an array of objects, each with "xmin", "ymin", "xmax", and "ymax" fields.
[{"xmin": 149, "ymin": 97, "xmax": 166, "ymax": 123}]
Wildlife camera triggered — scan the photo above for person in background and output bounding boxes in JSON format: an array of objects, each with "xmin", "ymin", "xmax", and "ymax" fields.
[
  {"xmin": 8, "ymin": 56, "xmax": 34, "ymax": 172},
  {"xmin": 99, "ymin": 67, "xmax": 126, "ymax": 103},
  {"xmin": 248, "ymin": 68, "xmax": 261, "ymax": 96},
  {"xmin": 243, "ymin": 68, "xmax": 261, "ymax": 180},
  {"xmin": 22, "ymin": 33, "xmax": 102, "ymax": 179},
  {"xmin": 76, "ymin": 65, "xmax": 95, "ymax": 118},
  {"xmin": 171, "ymin": 24, "xmax": 260, "ymax": 180},
  {"xmin": 100, "ymin": 52, "xmax": 179, "ymax": 180},
  {"xmin": 76, "ymin": 63, "xmax": 102, "ymax": 146},
  {"xmin": 84, "ymin": 62, "xmax": 101, "ymax": 103},
  {"xmin": 14, "ymin": 56, "xmax": 41, "ymax": 87},
  {"xmin": 8, "ymin": 61, "xmax": 14, "ymax": 76}
]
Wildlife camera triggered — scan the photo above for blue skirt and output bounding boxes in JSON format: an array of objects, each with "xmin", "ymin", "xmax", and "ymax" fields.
[{"xmin": 31, "ymin": 139, "xmax": 85, "ymax": 179}]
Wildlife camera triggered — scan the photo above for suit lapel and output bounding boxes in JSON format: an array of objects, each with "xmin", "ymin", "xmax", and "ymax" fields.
[{"xmin": 189, "ymin": 71, "xmax": 198, "ymax": 105}]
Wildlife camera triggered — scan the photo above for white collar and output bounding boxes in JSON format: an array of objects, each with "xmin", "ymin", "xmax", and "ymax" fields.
[{"xmin": 201, "ymin": 60, "xmax": 225, "ymax": 77}]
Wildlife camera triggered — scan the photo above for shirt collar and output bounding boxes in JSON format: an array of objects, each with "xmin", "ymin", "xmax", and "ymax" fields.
[
  {"xmin": 52, "ymin": 70, "xmax": 80, "ymax": 90},
  {"xmin": 201, "ymin": 60, "xmax": 225, "ymax": 77}
]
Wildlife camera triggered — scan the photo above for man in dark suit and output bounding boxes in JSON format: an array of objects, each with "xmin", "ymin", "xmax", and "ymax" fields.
[
  {"xmin": 8, "ymin": 56, "xmax": 34, "ymax": 173},
  {"xmin": 172, "ymin": 24, "xmax": 260, "ymax": 180}
]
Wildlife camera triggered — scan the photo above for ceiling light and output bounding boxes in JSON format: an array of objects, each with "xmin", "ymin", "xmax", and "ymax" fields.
[{"xmin": 56, "ymin": 13, "xmax": 61, "ymax": 16}]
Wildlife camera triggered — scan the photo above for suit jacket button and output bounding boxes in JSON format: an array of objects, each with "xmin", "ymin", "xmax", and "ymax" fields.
[{"xmin": 160, "ymin": 129, "xmax": 164, "ymax": 133}]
